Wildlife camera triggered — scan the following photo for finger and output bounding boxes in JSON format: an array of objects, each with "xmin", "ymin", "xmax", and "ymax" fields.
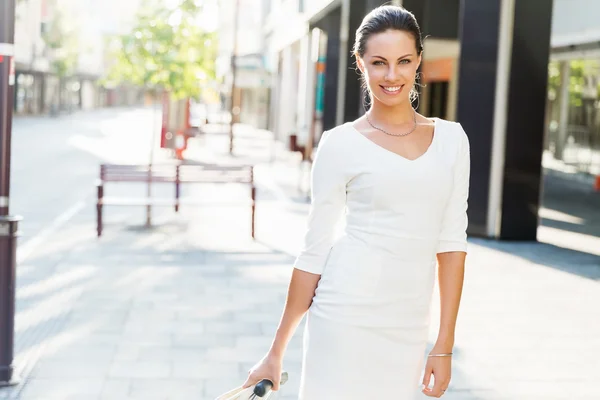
[
  {"xmin": 431, "ymin": 378, "xmax": 450, "ymax": 398},
  {"xmin": 421, "ymin": 365, "xmax": 433, "ymax": 390},
  {"xmin": 242, "ymin": 374, "xmax": 258, "ymax": 389}
]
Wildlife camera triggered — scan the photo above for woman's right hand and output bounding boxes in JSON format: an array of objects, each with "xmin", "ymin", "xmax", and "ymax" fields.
[{"xmin": 242, "ymin": 353, "xmax": 283, "ymax": 391}]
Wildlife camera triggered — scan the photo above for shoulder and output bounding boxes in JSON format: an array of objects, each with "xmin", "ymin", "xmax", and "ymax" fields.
[
  {"xmin": 316, "ymin": 123, "xmax": 356, "ymax": 154},
  {"xmin": 434, "ymin": 118, "xmax": 470, "ymax": 149},
  {"xmin": 320, "ymin": 122, "xmax": 353, "ymax": 143},
  {"xmin": 435, "ymin": 118, "xmax": 468, "ymax": 138}
]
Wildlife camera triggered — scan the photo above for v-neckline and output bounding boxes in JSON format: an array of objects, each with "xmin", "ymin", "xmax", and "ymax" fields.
[{"xmin": 348, "ymin": 118, "xmax": 439, "ymax": 163}]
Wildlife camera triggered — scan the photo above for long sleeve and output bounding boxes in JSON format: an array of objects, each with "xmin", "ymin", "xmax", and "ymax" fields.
[
  {"xmin": 294, "ymin": 130, "xmax": 347, "ymax": 275},
  {"xmin": 437, "ymin": 124, "xmax": 470, "ymax": 253}
]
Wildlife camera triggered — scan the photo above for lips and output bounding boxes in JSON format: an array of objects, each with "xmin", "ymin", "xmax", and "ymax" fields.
[{"xmin": 380, "ymin": 85, "xmax": 404, "ymax": 95}]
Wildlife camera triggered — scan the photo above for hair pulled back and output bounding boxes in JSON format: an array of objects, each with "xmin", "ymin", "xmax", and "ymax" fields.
[{"xmin": 354, "ymin": 5, "xmax": 423, "ymax": 58}]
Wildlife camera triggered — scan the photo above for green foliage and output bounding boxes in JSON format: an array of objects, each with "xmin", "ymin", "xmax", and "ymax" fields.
[
  {"xmin": 548, "ymin": 60, "xmax": 600, "ymax": 107},
  {"xmin": 104, "ymin": 0, "xmax": 217, "ymax": 100},
  {"xmin": 42, "ymin": 7, "xmax": 80, "ymax": 78}
]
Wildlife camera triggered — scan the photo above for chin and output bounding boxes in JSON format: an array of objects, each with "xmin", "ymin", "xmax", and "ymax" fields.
[{"xmin": 372, "ymin": 93, "xmax": 410, "ymax": 108}]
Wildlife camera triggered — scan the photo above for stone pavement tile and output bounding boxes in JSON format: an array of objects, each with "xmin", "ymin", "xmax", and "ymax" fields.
[
  {"xmin": 128, "ymin": 379, "xmax": 204, "ymax": 399},
  {"xmin": 113, "ymin": 344, "xmax": 142, "ymax": 362},
  {"xmin": 108, "ymin": 361, "xmax": 171, "ymax": 379},
  {"xmin": 234, "ymin": 335, "xmax": 279, "ymax": 352},
  {"xmin": 67, "ymin": 309, "xmax": 130, "ymax": 326},
  {"xmin": 33, "ymin": 358, "xmax": 111, "ymax": 379},
  {"xmin": 19, "ymin": 378, "xmax": 104, "ymax": 400},
  {"xmin": 175, "ymin": 308, "xmax": 235, "ymax": 322},
  {"xmin": 99, "ymin": 379, "xmax": 131, "ymax": 399},
  {"xmin": 204, "ymin": 321, "xmax": 263, "ymax": 335},
  {"xmin": 133, "ymin": 321, "xmax": 206, "ymax": 336},
  {"xmin": 435, "ymin": 389, "xmax": 502, "ymax": 400},
  {"xmin": 232, "ymin": 312, "xmax": 279, "ymax": 324},
  {"xmin": 134, "ymin": 345, "xmax": 206, "ymax": 363},
  {"xmin": 40, "ymin": 343, "xmax": 116, "ymax": 363},
  {"xmin": 119, "ymin": 334, "xmax": 174, "ymax": 347},
  {"xmin": 64, "ymin": 332, "xmax": 124, "ymax": 347},
  {"xmin": 171, "ymin": 333, "xmax": 236, "ymax": 348},
  {"xmin": 492, "ymin": 380, "xmax": 599, "ymax": 399},
  {"xmin": 171, "ymin": 361, "xmax": 240, "ymax": 380},
  {"xmin": 203, "ymin": 346, "xmax": 267, "ymax": 363}
]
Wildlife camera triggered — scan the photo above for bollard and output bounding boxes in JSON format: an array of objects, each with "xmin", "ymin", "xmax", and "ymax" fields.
[
  {"xmin": 0, "ymin": 0, "xmax": 19, "ymax": 386},
  {"xmin": 0, "ymin": 215, "xmax": 21, "ymax": 386}
]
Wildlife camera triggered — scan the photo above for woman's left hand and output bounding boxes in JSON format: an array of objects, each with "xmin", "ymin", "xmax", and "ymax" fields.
[{"xmin": 421, "ymin": 352, "xmax": 451, "ymax": 397}]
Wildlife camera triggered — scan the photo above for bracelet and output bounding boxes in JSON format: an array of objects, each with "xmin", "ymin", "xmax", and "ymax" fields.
[{"xmin": 428, "ymin": 353, "xmax": 453, "ymax": 357}]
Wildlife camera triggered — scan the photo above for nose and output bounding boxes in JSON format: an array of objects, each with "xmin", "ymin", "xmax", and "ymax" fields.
[{"xmin": 385, "ymin": 65, "xmax": 400, "ymax": 82}]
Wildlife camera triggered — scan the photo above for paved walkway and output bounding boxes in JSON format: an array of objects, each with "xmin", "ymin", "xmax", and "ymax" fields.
[{"xmin": 1, "ymin": 121, "xmax": 599, "ymax": 399}]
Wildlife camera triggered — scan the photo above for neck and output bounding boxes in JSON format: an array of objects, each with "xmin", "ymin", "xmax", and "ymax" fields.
[{"xmin": 368, "ymin": 99, "xmax": 414, "ymax": 125}]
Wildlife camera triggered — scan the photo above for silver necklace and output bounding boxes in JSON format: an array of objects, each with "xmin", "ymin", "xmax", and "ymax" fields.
[{"xmin": 366, "ymin": 110, "xmax": 418, "ymax": 137}]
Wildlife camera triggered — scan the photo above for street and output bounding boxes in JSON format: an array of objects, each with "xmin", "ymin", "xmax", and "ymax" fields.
[{"xmin": 0, "ymin": 107, "xmax": 598, "ymax": 399}]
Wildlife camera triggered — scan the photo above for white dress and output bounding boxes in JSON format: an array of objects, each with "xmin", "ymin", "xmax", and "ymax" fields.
[{"xmin": 293, "ymin": 118, "xmax": 470, "ymax": 399}]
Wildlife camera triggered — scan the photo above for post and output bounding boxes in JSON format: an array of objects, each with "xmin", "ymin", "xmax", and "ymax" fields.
[
  {"xmin": 0, "ymin": 0, "xmax": 21, "ymax": 387},
  {"xmin": 228, "ymin": 0, "xmax": 241, "ymax": 155},
  {"xmin": 555, "ymin": 60, "xmax": 571, "ymax": 161}
]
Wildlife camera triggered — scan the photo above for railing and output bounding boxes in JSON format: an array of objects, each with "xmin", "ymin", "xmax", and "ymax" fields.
[{"xmin": 548, "ymin": 124, "xmax": 600, "ymax": 175}]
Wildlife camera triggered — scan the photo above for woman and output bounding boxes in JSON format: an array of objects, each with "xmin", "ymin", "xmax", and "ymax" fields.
[{"xmin": 243, "ymin": 5, "xmax": 469, "ymax": 399}]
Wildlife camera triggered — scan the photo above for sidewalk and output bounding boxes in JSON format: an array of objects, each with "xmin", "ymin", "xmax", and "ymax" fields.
[{"xmin": 1, "ymin": 123, "xmax": 599, "ymax": 399}]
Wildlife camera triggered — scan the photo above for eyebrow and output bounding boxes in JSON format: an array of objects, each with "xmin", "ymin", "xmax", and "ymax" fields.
[{"xmin": 372, "ymin": 54, "xmax": 413, "ymax": 61}]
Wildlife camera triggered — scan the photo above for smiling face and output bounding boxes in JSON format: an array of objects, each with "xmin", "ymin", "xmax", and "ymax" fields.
[{"xmin": 356, "ymin": 29, "xmax": 422, "ymax": 108}]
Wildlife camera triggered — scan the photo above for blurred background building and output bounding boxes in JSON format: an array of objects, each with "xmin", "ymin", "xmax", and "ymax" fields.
[
  {"xmin": 546, "ymin": 0, "xmax": 600, "ymax": 178},
  {"xmin": 217, "ymin": 0, "xmax": 271, "ymax": 128},
  {"xmin": 13, "ymin": 0, "xmax": 144, "ymax": 115}
]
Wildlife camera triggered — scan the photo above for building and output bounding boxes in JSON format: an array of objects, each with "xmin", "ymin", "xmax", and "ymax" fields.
[
  {"xmin": 545, "ymin": 0, "xmax": 600, "ymax": 178},
  {"xmin": 217, "ymin": 0, "xmax": 270, "ymax": 129},
  {"xmin": 13, "ymin": 0, "xmax": 144, "ymax": 115},
  {"xmin": 13, "ymin": 0, "xmax": 50, "ymax": 114}
]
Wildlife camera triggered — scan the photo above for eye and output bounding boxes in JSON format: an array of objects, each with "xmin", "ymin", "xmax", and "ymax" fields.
[
  {"xmin": 373, "ymin": 61, "xmax": 385, "ymax": 66},
  {"xmin": 399, "ymin": 59, "xmax": 411, "ymax": 65}
]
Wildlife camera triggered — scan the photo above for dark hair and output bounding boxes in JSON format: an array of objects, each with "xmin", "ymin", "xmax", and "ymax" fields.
[
  {"xmin": 353, "ymin": 5, "xmax": 424, "ymax": 106},
  {"xmin": 354, "ymin": 5, "xmax": 424, "ymax": 58}
]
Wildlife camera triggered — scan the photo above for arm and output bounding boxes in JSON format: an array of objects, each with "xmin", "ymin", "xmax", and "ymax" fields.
[
  {"xmin": 434, "ymin": 125, "xmax": 470, "ymax": 348},
  {"xmin": 423, "ymin": 126, "xmax": 470, "ymax": 397},
  {"xmin": 433, "ymin": 251, "xmax": 465, "ymax": 351},
  {"xmin": 268, "ymin": 269, "xmax": 321, "ymax": 359},
  {"xmin": 247, "ymin": 270, "xmax": 320, "ymax": 390},
  {"xmin": 270, "ymin": 130, "xmax": 347, "ymax": 357}
]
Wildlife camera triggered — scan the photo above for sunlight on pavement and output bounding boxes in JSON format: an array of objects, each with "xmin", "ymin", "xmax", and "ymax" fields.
[{"xmin": 538, "ymin": 206, "xmax": 585, "ymax": 225}]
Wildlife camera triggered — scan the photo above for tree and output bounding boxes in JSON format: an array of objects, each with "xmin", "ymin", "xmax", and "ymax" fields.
[
  {"xmin": 42, "ymin": 11, "xmax": 79, "ymax": 78},
  {"xmin": 42, "ymin": 5, "xmax": 80, "ymax": 112},
  {"xmin": 548, "ymin": 60, "xmax": 600, "ymax": 108},
  {"xmin": 104, "ymin": 0, "xmax": 217, "ymax": 100},
  {"xmin": 102, "ymin": 0, "xmax": 218, "ymax": 226}
]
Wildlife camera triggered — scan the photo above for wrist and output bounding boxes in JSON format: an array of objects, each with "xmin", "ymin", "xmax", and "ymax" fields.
[
  {"xmin": 436, "ymin": 331, "xmax": 455, "ymax": 344},
  {"xmin": 267, "ymin": 347, "xmax": 285, "ymax": 361},
  {"xmin": 433, "ymin": 338, "xmax": 454, "ymax": 352}
]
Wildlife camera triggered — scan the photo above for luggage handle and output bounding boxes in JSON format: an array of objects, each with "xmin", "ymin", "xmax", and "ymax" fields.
[{"xmin": 252, "ymin": 371, "xmax": 289, "ymax": 398}]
